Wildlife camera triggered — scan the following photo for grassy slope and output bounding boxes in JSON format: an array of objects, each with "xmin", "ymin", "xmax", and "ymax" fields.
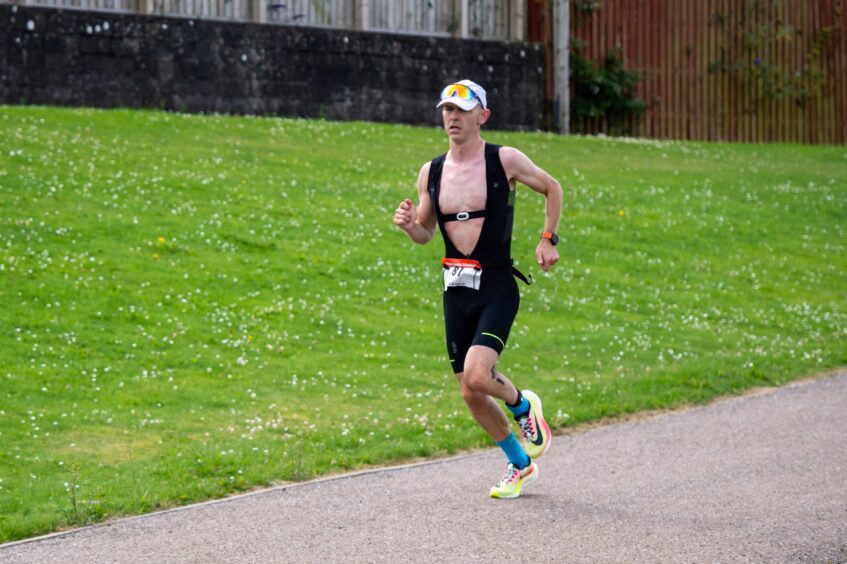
[{"xmin": 0, "ymin": 106, "xmax": 845, "ymax": 541}]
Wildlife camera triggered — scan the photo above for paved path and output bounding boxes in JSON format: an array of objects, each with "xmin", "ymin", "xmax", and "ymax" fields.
[{"xmin": 3, "ymin": 372, "xmax": 846, "ymax": 563}]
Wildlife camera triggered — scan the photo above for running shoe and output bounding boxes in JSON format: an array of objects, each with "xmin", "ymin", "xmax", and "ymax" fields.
[
  {"xmin": 489, "ymin": 461, "xmax": 538, "ymax": 499},
  {"xmin": 515, "ymin": 389, "xmax": 552, "ymax": 459}
]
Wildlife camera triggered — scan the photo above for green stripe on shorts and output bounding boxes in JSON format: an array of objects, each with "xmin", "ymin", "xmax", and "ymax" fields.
[{"xmin": 480, "ymin": 332, "xmax": 505, "ymax": 348}]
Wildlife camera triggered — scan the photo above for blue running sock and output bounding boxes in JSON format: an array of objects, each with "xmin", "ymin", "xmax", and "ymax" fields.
[
  {"xmin": 496, "ymin": 432, "xmax": 530, "ymax": 469},
  {"xmin": 505, "ymin": 390, "xmax": 530, "ymax": 418}
]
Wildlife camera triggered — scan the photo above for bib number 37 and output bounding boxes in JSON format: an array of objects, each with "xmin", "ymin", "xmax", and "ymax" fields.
[{"xmin": 442, "ymin": 258, "xmax": 482, "ymax": 291}]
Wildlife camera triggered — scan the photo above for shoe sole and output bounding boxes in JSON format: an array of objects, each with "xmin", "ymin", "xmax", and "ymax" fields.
[
  {"xmin": 522, "ymin": 389, "xmax": 552, "ymax": 459},
  {"xmin": 489, "ymin": 464, "xmax": 539, "ymax": 499}
]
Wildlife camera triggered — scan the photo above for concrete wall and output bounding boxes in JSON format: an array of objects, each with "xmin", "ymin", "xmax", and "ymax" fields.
[{"xmin": 0, "ymin": 4, "xmax": 546, "ymax": 130}]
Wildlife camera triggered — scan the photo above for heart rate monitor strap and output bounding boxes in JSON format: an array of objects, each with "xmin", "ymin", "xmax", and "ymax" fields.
[{"xmin": 442, "ymin": 210, "xmax": 486, "ymax": 223}]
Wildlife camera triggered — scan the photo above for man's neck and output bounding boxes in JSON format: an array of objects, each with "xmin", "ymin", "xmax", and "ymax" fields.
[{"xmin": 448, "ymin": 136, "xmax": 485, "ymax": 163}]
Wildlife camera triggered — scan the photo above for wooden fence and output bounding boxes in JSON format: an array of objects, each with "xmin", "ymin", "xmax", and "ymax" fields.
[
  {"xmin": 563, "ymin": 0, "xmax": 847, "ymax": 144},
  {"xmin": 10, "ymin": 0, "xmax": 845, "ymax": 142},
  {"xmin": 7, "ymin": 0, "xmax": 524, "ymax": 39}
]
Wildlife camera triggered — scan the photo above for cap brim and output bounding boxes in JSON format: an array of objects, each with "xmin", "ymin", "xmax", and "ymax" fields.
[{"xmin": 436, "ymin": 97, "xmax": 480, "ymax": 111}]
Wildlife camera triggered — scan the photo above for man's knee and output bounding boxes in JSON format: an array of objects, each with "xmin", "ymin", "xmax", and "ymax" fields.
[{"xmin": 462, "ymin": 353, "xmax": 498, "ymax": 392}]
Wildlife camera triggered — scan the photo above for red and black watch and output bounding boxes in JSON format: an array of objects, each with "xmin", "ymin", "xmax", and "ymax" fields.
[{"xmin": 541, "ymin": 231, "xmax": 559, "ymax": 246}]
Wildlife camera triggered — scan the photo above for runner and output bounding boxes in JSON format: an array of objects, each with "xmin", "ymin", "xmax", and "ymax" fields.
[{"xmin": 393, "ymin": 80, "xmax": 563, "ymax": 498}]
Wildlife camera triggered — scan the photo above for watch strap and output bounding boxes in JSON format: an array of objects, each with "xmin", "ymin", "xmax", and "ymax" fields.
[{"xmin": 541, "ymin": 231, "xmax": 559, "ymax": 245}]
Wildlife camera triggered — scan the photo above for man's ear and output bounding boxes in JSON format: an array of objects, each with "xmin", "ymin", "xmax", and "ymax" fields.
[{"xmin": 478, "ymin": 108, "xmax": 492, "ymax": 125}]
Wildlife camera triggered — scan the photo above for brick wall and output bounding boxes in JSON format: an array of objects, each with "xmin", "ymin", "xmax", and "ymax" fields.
[{"xmin": 0, "ymin": 5, "xmax": 546, "ymax": 130}]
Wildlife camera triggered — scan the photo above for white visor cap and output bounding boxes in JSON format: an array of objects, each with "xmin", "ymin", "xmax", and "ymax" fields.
[{"xmin": 436, "ymin": 79, "xmax": 488, "ymax": 111}]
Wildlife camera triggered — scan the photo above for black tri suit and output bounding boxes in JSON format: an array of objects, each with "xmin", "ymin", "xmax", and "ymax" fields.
[{"xmin": 427, "ymin": 143, "xmax": 524, "ymax": 374}]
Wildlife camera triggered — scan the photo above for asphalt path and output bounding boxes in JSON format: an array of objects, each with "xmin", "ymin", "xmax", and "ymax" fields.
[{"xmin": 3, "ymin": 371, "xmax": 846, "ymax": 563}]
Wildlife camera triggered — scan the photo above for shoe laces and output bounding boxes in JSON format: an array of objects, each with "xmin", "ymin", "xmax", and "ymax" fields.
[
  {"xmin": 499, "ymin": 463, "xmax": 521, "ymax": 485},
  {"xmin": 517, "ymin": 413, "xmax": 537, "ymax": 440}
]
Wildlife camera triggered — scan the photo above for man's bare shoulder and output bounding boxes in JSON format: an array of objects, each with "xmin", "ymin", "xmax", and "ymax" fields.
[
  {"xmin": 497, "ymin": 145, "xmax": 529, "ymax": 165},
  {"xmin": 497, "ymin": 146, "xmax": 534, "ymax": 178},
  {"xmin": 415, "ymin": 161, "xmax": 432, "ymax": 194}
]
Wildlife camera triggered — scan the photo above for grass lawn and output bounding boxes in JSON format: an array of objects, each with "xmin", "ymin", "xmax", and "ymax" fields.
[{"xmin": 0, "ymin": 105, "xmax": 845, "ymax": 542}]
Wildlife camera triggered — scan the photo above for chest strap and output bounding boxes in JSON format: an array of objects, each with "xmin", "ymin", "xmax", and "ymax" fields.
[{"xmin": 442, "ymin": 210, "xmax": 486, "ymax": 223}]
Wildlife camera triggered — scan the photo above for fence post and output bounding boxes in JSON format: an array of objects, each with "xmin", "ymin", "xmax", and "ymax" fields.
[
  {"xmin": 356, "ymin": 0, "xmax": 369, "ymax": 31},
  {"xmin": 553, "ymin": 0, "xmax": 569, "ymax": 134},
  {"xmin": 251, "ymin": 0, "xmax": 267, "ymax": 23},
  {"xmin": 140, "ymin": 0, "xmax": 156, "ymax": 15},
  {"xmin": 509, "ymin": 0, "xmax": 526, "ymax": 41},
  {"xmin": 460, "ymin": 0, "xmax": 469, "ymax": 38}
]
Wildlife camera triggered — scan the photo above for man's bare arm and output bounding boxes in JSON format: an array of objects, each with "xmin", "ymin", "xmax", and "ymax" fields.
[
  {"xmin": 394, "ymin": 162, "xmax": 437, "ymax": 245},
  {"xmin": 500, "ymin": 147, "xmax": 563, "ymax": 271}
]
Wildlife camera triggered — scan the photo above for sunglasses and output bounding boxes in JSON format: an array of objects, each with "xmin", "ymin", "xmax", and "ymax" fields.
[{"xmin": 440, "ymin": 83, "xmax": 478, "ymax": 103}]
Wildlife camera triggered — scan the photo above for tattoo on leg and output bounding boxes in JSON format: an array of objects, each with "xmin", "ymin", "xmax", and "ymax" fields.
[{"xmin": 490, "ymin": 364, "xmax": 505, "ymax": 385}]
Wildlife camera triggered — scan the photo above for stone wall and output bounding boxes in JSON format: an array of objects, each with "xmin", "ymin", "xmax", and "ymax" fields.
[{"xmin": 0, "ymin": 4, "xmax": 546, "ymax": 130}]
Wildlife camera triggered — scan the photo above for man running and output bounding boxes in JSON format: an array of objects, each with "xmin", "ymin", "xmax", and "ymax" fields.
[{"xmin": 393, "ymin": 80, "xmax": 563, "ymax": 498}]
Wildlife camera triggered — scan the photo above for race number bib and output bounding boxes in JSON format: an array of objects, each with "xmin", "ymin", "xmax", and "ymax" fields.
[{"xmin": 442, "ymin": 258, "xmax": 482, "ymax": 291}]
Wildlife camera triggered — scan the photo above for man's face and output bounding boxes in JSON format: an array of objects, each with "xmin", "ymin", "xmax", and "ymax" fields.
[{"xmin": 441, "ymin": 103, "xmax": 490, "ymax": 141}]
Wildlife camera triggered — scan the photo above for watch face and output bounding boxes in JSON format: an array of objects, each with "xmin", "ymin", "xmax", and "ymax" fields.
[{"xmin": 550, "ymin": 233, "xmax": 559, "ymax": 246}]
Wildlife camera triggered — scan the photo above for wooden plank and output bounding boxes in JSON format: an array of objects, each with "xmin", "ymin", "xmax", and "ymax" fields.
[
  {"xmin": 591, "ymin": 0, "xmax": 599, "ymax": 62},
  {"xmin": 698, "ymin": 0, "xmax": 705, "ymax": 141},
  {"xmin": 775, "ymin": 0, "xmax": 783, "ymax": 144},
  {"xmin": 649, "ymin": 0, "xmax": 657, "ymax": 138},
  {"xmin": 840, "ymin": 0, "xmax": 847, "ymax": 143},
  {"xmin": 663, "ymin": 0, "xmax": 670, "ymax": 140},
  {"xmin": 604, "ymin": 0, "xmax": 612, "ymax": 134},
  {"xmin": 628, "ymin": 0, "xmax": 637, "ymax": 135},
  {"xmin": 687, "ymin": 0, "xmax": 695, "ymax": 141},
  {"xmin": 724, "ymin": 2, "xmax": 742, "ymax": 141},
  {"xmin": 652, "ymin": 0, "xmax": 664, "ymax": 137},
  {"xmin": 676, "ymin": 0, "xmax": 684, "ymax": 140},
  {"xmin": 637, "ymin": 0, "xmax": 648, "ymax": 136},
  {"xmin": 698, "ymin": 0, "xmax": 705, "ymax": 140},
  {"xmin": 786, "ymin": 0, "xmax": 794, "ymax": 144},
  {"xmin": 765, "ymin": 0, "xmax": 774, "ymax": 143},
  {"xmin": 729, "ymin": 0, "xmax": 738, "ymax": 142},
  {"xmin": 823, "ymin": 0, "xmax": 836, "ymax": 145},
  {"xmin": 796, "ymin": 0, "xmax": 805, "ymax": 144},
  {"xmin": 643, "ymin": 0, "xmax": 652, "ymax": 137},
  {"xmin": 626, "ymin": 0, "xmax": 636, "ymax": 135},
  {"xmin": 640, "ymin": 0, "xmax": 652, "ymax": 137},
  {"xmin": 715, "ymin": 0, "xmax": 724, "ymax": 142},
  {"xmin": 747, "ymin": 0, "xmax": 753, "ymax": 142},
  {"xmin": 841, "ymin": 0, "xmax": 846, "ymax": 144},
  {"xmin": 705, "ymin": 0, "xmax": 713, "ymax": 141},
  {"xmin": 839, "ymin": 0, "xmax": 847, "ymax": 144},
  {"xmin": 683, "ymin": 0, "xmax": 690, "ymax": 140},
  {"xmin": 801, "ymin": 0, "xmax": 809, "ymax": 144},
  {"xmin": 717, "ymin": 0, "xmax": 725, "ymax": 141},
  {"xmin": 460, "ymin": 0, "xmax": 468, "ymax": 37},
  {"xmin": 688, "ymin": 2, "xmax": 704, "ymax": 139},
  {"xmin": 666, "ymin": 0, "xmax": 674, "ymax": 140},
  {"xmin": 793, "ymin": 0, "xmax": 802, "ymax": 144},
  {"xmin": 740, "ymin": 0, "xmax": 749, "ymax": 143},
  {"xmin": 812, "ymin": 0, "xmax": 821, "ymax": 145},
  {"xmin": 816, "ymin": 0, "xmax": 825, "ymax": 144},
  {"xmin": 662, "ymin": 0, "xmax": 670, "ymax": 139}
]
